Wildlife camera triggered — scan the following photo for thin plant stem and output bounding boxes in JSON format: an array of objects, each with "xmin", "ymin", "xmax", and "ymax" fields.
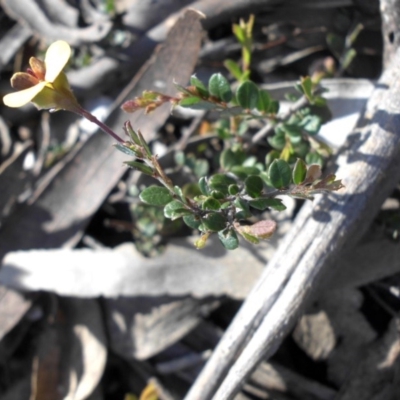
[{"xmin": 74, "ymin": 106, "xmax": 125, "ymax": 143}]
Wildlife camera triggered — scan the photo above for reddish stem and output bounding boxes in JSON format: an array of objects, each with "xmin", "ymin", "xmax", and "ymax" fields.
[{"xmin": 74, "ymin": 106, "xmax": 125, "ymax": 143}]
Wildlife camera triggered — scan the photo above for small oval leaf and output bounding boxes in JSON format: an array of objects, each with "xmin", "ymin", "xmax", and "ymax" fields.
[
  {"xmin": 224, "ymin": 59, "xmax": 243, "ymax": 81},
  {"xmin": 140, "ymin": 186, "xmax": 173, "ymax": 206},
  {"xmin": 300, "ymin": 115, "xmax": 322, "ymax": 135},
  {"xmin": 236, "ymin": 80, "xmax": 259, "ymax": 110},
  {"xmin": 231, "ymin": 166, "xmax": 260, "ymax": 180},
  {"xmin": 292, "ymin": 158, "xmax": 307, "ymax": 185},
  {"xmin": 268, "ymin": 160, "xmax": 292, "ymax": 189},
  {"xmin": 208, "ymin": 174, "xmax": 237, "ymax": 194},
  {"xmin": 202, "ymin": 212, "xmax": 227, "ymax": 232},
  {"xmin": 190, "ymin": 75, "xmax": 209, "ymax": 97},
  {"xmin": 218, "ymin": 229, "xmax": 239, "ymax": 250},
  {"xmin": 306, "ymin": 152, "xmax": 323, "ymax": 167},
  {"xmin": 208, "ymin": 73, "xmax": 232, "ymax": 102},
  {"xmin": 202, "ymin": 197, "xmax": 221, "ymax": 210},
  {"xmin": 249, "ymin": 198, "xmax": 286, "ymax": 211},
  {"xmin": 164, "ymin": 200, "xmax": 191, "ymax": 220},
  {"xmin": 220, "ymin": 148, "xmax": 238, "ymax": 170},
  {"xmin": 183, "ymin": 214, "xmax": 202, "ymax": 229},
  {"xmin": 244, "ymin": 175, "xmax": 263, "ymax": 198},
  {"xmin": 257, "ymin": 89, "xmax": 271, "ymax": 112}
]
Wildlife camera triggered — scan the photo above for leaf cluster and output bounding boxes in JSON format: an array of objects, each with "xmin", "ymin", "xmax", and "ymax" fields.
[
  {"xmin": 118, "ymin": 71, "xmax": 344, "ymax": 251},
  {"xmin": 118, "ymin": 124, "xmax": 343, "ymax": 250}
]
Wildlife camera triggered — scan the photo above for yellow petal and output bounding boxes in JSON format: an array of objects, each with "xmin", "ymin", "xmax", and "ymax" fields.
[
  {"xmin": 44, "ymin": 41, "xmax": 71, "ymax": 82},
  {"xmin": 3, "ymin": 82, "xmax": 46, "ymax": 108}
]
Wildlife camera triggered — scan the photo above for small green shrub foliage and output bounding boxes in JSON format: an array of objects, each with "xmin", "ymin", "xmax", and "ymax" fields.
[{"xmin": 119, "ymin": 73, "xmax": 344, "ymax": 250}]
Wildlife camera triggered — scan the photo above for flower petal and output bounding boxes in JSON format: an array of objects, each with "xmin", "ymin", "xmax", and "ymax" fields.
[
  {"xmin": 11, "ymin": 72, "xmax": 39, "ymax": 90},
  {"xmin": 29, "ymin": 57, "xmax": 46, "ymax": 81},
  {"xmin": 3, "ymin": 82, "xmax": 46, "ymax": 108},
  {"xmin": 44, "ymin": 41, "xmax": 71, "ymax": 82}
]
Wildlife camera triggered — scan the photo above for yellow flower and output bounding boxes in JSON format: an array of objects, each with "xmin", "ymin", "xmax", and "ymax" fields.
[{"xmin": 3, "ymin": 40, "xmax": 79, "ymax": 112}]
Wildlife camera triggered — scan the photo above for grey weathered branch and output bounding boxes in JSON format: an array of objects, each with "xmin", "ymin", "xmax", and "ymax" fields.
[
  {"xmin": 185, "ymin": 1, "xmax": 400, "ymax": 399},
  {"xmin": 1, "ymin": 0, "xmax": 112, "ymax": 45}
]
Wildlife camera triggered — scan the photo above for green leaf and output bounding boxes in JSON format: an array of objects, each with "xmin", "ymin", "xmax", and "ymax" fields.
[
  {"xmin": 134, "ymin": 130, "xmax": 151, "ymax": 158},
  {"xmin": 123, "ymin": 122, "xmax": 141, "ymax": 145},
  {"xmin": 280, "ymin": 143, "xmax": 294, "ymax": 162},
  {"xmin": 140, "ymin": 186, "xmax": 173, "ymax": 206},
  {"xmin": 242, "ymin": 156, "xmax": 258, "ymax": 167},
  {"xmin": 193, "ymin": 159, "xmax": 209, "ymax": 178},
  {"xmin": 233, "ymin": 24, "xmax": 246, "ymax": 44},
  {"xmin": 306, "ymin": 152, "xmax": 323, "ymax": 167},
  {"xmin": 115, "ymin": 143, "xmax": 138, "ymax": 157},
  {"xmin": 174, "ymin": 185, "xmax": 186, "ymax": 203},
  {"xmin": 198, "ymin": 177, "xmax": 209, "ymax": 195},
  {"xmin": 237, "ymin": 120, "xmax": 249, "ymax": 136},
  {"xmin": 202, "ymin": 212, "xmax": 227, "ymax": 232},
  {"xmin": 208, "ymin": 73, "xmax": 232, "ymax": 102},
  {"xmin": 312, "ymin": 96, "xmax": 327, "ymax": 107},
  {"xmin": 342, "ymin": 48, "xmax": 357, "ymax": 71},
  {"xmin": 211, "ymin": 190, "xmax": 224, "ymax": 200},
  {"xmin": 282, "ymin": 124, "xmax": 302, "ymax": 144},
  {"xmin": 268, "ymin": 131, "xmax": 286, "ymax": 150},
  {"xmin": 175, "ymin": 82, "xmax": 195, "ymax": 96},
  {"xmin": 300, "ymin": 76, "xmax": 313, "ymax": 102},
  {"xmin": 236, "ymin": 80, "xmax": 259, "ymax": 110},
  {"xmin": 179, "ymin": 98, "xmax": 217, "ymax": 110},
  {"xmin": 208, "ymin": 174, "xmax": 236, "ymax": 194},
  {"xmin": 231, "ymin": 166, "xmax": 260, "ymax": 180},
  {"xmin": 224, "ymin": 59, "xmax": 243, "ymax": 81},
  {"xmin": 125, "ymin": 161, "xmax": 154, "ymax": 175},
  {"xmin": 234, "ymin": 197, "xmax": 251, "ymax": 219},
  {"xmin": 164, "ymin": 200, "xmax": 191, "ymax": 220},
  {"xmin": 268, "ymin": 159, "xmax": 292, "ymax": 189},
  {"xmin": 257, "ymin": 89, "xmax": 271, "ymax": 112},
  {"xmin": 292, "ymin": 158, "xmax": 307, "ymax": 185},
  {"xmin": 244, "ymin": 175, "xmax": 263, "ymax": 198},
  {"xmin": 294, "ymin": 141, "xmax": 310, "ymax": 159},
  {"xmin": 267, "ymin": 99, "xmax": 280, "ymax": 114},
  {"xmin": 228, "ymin": 184, "xmax": 240, "ymax": 195},
  {"xmin": 249, "ymin": 198, "xmax": 286, "ymax": 211},
  {"xmin": 236, "ymin": 229, "xmax": 259, "ymax": 244},
  {"xmin": 218, "ymin": 229, "xmax": 239, "ymax": 250},
  {"xmin": 182, "ymin": 183, "xmax": 200, "ymax": 200},
  {"xmin": 190, "ymin": 75, "xmax": 209, "ymax": 97},
  {"xmin": 220, "ymin": 149, "xmax": 238, "ymax": 170},
  {"xmin": 300, "ymin": 115, "xmax": 322, "ymax": 135},
  {"xmin": 178, "ymin": 96, "xmax": 201, "ymax": 107},
  {"xmin": 266, "ymin": 150, "xmax": 280, "ymax": 167},
  {"xmin": 202, "ymin": 197, "xmax": 221, "ymax": 210},
  {"xmin": 183, "ymin": 214, "xmax": 202, "ymax": 229},
  {"xmin": 174, "ymin": 150, "xmax": 185, "ymax": 166}
]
